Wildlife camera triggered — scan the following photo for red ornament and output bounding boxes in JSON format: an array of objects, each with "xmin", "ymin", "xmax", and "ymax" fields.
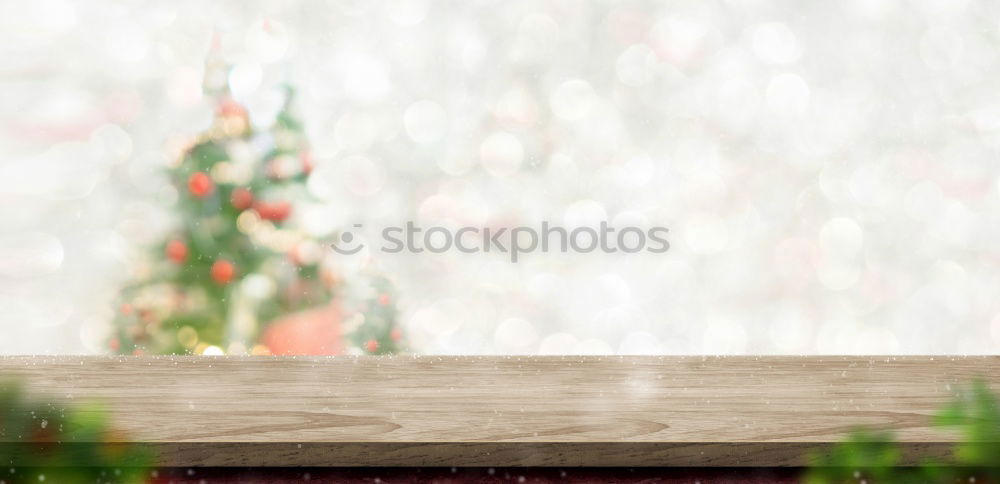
[
  {"xmin": 390, "ymin": 328, "xmax": 402, "ymax": 342},
  {"xmin": 230, "ymin": 187, "xmax": 254, "ymax": 210},
  {"xmin": 365, "ymin": 339, "xmax": 379, "ymax": 353},
  {"xmin": 210, "ymin": 259, "xmax": 236, "ymax": 285},
  {"xmin": 217, "ymin": 98, "xmax": 248, "ymax": 119},
  {"xmin": 300, "ymin": 150, "xmax": 315, "ymax": 174},
  {"xmin": 166, "ymin": 240, "xmax": 188, "ymax": 263},
  {"xmin": 109, "ymin": 337, "xmax": 120, "ymax": 352},
  {"xmin": 261, "ymin": 304, "xmax": 345, "ymax": 356},
  {"xmin": 377, "ymin": 293, "xmax": 391, "ymax": 306},
  {"xmin": 187, "ymin": 172, "xmax": 214, "ymax": 197},
  {"xmin": 254, "ymin": 200, "xmax": 292, "ymax": 222}
]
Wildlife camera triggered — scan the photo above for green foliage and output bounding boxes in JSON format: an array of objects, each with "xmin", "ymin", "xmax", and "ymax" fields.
[
  {"xmin": 935, "ymin": 380, "xmax": 1000, "ymax": 479},
  {"xmin": 803, "ymin": 429, "xmax": 943, "ymax": 483},
  {"xmin": 0, "ymin": 380, "xmax": 153, "ymax": 483},
  {"xmin": 804, "ymin": 380, "xmax": 1000, "ymax": 483}
]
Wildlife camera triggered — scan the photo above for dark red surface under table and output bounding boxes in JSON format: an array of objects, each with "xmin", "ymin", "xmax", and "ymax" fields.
[{"xmin": 148, "ymin": 467, "xmax": 802, "ymax": 483}]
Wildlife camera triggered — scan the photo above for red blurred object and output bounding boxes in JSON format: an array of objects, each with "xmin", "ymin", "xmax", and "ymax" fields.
[
  {"xmin": 217, "ymin": 98, "xmax": 248, "ymax": 119},
  {"xmin": 230, "ymin": 187, "xmax": 254, "ymax": 210},
  {"xmin": 149, "ymin": 466, "xmax": 801, "ymax": 483},
  {"xmin": 166, "ymin": 240, "xmax": 188, "ymax": 263},
  {"xmin": 300, "ymin": 150, "xmax": 315, "ymax": 174},
  {"xmin": 377, "ymin": 293, "xmax": 391, "ymax": 306},
  {"xmin": 261, "ymin": 304, "xmax": 344, "ymax": 356},
  {"xmin": 254, "ymin": 200, "xmax": 292, "ymax": 221},
  {"xmin": 187, "ymin": 172, "xmax": 214, "ymax": 197},
  {"xmin": 390, "ymin": 328, "xmax": 403, "ymax": 342},
  {"xmin": 210, "ymin": 259, "xmax": 236, "ymax": 285},
  {"xmin": 365, "ymin": 339, "xmax": 379, "ymax": 353}
]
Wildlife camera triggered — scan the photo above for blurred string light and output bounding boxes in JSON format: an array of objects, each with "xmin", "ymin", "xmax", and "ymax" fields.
[{"xmin": 1, "ymin": 0, "xmax": 999, "ymax": 354}]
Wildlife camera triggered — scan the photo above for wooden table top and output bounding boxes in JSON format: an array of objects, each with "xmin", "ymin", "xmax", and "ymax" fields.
[{"xmin": 0, "ymin": 355, "xmax": 996, "ymax": 466}]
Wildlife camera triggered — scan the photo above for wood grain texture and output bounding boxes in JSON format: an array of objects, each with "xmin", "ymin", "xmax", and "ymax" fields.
[{"xmin": 0, "ymin": 356, "xmax": 996, "ymax": 467}]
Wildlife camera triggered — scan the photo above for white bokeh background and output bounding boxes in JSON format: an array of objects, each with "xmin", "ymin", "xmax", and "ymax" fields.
[{"xmin": 3, "ymin": 0, "xmax": 1000, "ymax": 354}]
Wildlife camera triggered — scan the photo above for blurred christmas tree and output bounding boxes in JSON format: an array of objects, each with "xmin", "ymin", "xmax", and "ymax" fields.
[{"xmin": 112, "ymin": 41, "xmax": 404, "ymax": 356}]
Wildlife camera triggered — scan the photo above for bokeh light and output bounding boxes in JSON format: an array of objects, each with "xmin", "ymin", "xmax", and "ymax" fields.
[{"xmin": 2, "ymin": 0, "xmax": 999, "ymax": 355}]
